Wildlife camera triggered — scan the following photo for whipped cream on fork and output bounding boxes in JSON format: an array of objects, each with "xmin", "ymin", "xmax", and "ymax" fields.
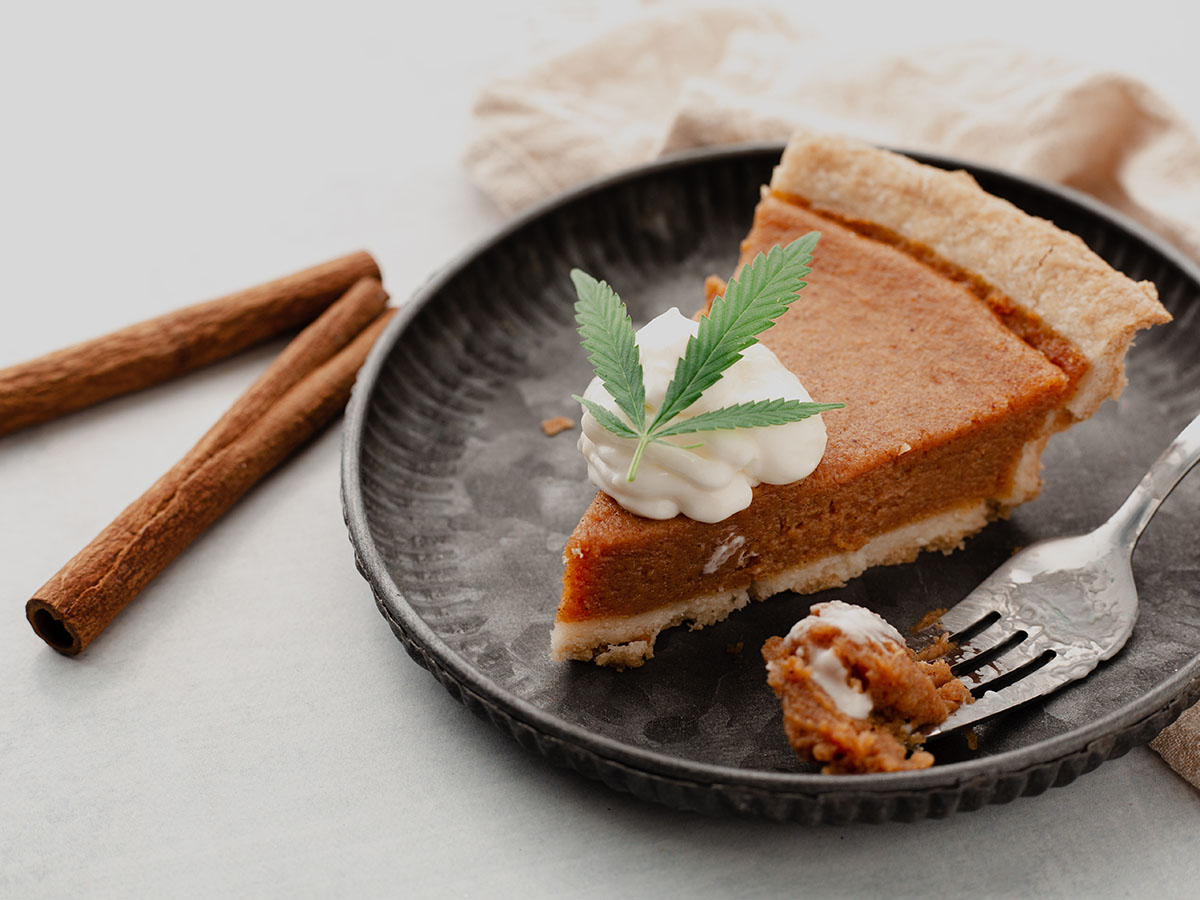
[{"xmin": 785, "ymin": 601, "xmax": 905, "ymax": 720}]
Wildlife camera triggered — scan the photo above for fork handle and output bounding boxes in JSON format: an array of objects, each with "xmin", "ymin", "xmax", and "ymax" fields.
[{"xmin": 1105, "ymin": 411, "xmax": 1200, "ymax": 550}]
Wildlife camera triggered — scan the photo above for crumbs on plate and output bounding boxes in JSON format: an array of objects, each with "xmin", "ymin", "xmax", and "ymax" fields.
[{"xmin": 541, "ymin": 415, "xmax": 575, "ymax": 437}]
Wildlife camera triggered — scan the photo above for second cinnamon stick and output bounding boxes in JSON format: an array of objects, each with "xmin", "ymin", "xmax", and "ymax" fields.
[{"xmin": 25, "ymin": 280, "xmax": 393, "ymax": 655}]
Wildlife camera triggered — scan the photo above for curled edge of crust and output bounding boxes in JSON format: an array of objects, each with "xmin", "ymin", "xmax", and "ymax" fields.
[{"xmin": 769, "ymin": 131, "xmax": 1172, "ymax": 422}]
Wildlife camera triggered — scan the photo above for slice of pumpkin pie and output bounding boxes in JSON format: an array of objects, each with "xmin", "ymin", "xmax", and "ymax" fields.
[{"xmin": 554, "ymin": 132, "xmax": 1170, "ymax": 668}]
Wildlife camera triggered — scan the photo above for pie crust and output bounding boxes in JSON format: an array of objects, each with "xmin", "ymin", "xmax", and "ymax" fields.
[{"xmin": 770, "ymin": 132, "xmax": 1166, "ymax": 423}]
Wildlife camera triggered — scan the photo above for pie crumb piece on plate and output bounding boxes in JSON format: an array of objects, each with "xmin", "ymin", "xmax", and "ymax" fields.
[
  {"xmin": 540, "ymin": 415, "xmax": 575, "ymax": 437},
  {"xmin": 763, "ymin": 600, "xmax": 970, "ymax": 774}
]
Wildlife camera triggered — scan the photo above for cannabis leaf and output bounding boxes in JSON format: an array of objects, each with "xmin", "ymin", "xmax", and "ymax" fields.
[
  {"xmin": 571, "ymin": 269, "xmax": 645, "ymax": 432},
  {"xmin": 650, "ymin": 399, "xmax": 846, "ymax": 438},
  {"xmin": 571, "ymin": 232, "xmax": 843, "ymax": 482},
  {"xmin": 651, "ymin": 232, "xmax": 821, "ymax": 430}
]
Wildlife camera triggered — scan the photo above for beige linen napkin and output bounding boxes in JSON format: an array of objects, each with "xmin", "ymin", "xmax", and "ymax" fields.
[{"xmin": 465, "ymin": 5, "xmax": 1200, "ymax": 788}]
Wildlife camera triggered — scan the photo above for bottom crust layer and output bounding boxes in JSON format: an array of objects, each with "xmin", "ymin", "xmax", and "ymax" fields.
[{"xmin": 550, "ymin": 502, "xmax": 992, "ymax": 668}]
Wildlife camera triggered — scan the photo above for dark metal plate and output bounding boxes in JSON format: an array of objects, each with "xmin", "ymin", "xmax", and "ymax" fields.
[{"xmin": 342, "ymin": 144, "xmax": 1200, "ymax": 823}]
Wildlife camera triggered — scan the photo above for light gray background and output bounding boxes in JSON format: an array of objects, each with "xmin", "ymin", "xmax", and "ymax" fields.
[{"xmin": 3, "ymin": 2, "xmax": 1198, "ymax": 897}]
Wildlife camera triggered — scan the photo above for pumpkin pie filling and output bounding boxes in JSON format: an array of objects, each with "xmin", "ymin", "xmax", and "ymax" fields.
[{"xmin": 554, "ymin": 134, "xmax": 1169, "ymax": 667}]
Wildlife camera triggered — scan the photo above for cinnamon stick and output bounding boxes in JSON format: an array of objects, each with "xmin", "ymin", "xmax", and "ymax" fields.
[
  {"xmin": 0, "ymin": 250, "xmax": 380, "ymax": 438},
  {"xmin": 25, "ymin": 284, "xmax": 394, "ymax": 655}
]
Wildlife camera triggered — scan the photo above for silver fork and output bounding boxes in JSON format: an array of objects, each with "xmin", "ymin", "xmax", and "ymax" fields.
[{"xmin": 913, "ymin": 412, "xmax": 1200, "ymax": 738}]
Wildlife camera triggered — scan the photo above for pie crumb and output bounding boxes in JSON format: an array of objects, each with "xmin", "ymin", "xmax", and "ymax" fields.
[
  {"xmin": 914, "ymin": 631, "xmax": 956, "ymax": 662},
  {"xmin": 541, "ymin": 415, "xmax": 575, "ymax": 437},
  {"xmin": 910, "ymin": 607, "xmax": 948, "ymax": 633}
]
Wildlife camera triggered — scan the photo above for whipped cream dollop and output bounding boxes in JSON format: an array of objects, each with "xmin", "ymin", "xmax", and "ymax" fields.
[
  {"xmin": 787, "ymin": 601, "xmax": 905, "ymax": 720},
  {"xmin": 577, "ymin": 308, "xmax": 828, "ymax": 523}
]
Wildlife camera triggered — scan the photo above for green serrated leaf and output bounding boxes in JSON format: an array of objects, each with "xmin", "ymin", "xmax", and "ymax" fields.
[
  {"xmin": 573, "ymin": 395, "xmax": 639, "ymax": 440},
  {"xmin": 570, "ymin": 235, "xmax": 843, "ymax": 485},
  {"xmin": 649, "ymin": 233, "xmax": 819, "ymax": 432},
  {"xmin": 571, "ymin": 269, "xmax": 646, "ymax": 432},
  {"xmin": 651, "ymin": 400, "xmax": 845, "ymax": 438}
]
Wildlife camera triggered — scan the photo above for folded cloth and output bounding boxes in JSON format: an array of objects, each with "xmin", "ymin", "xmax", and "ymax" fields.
[
  {"xmin": 465, "ymin": 5, "xmax": 1200, "ymax": 261},
  {"xmin": 465, "ymin": 4, "xmax": 1200, "ymax": 789},
  {"xmin": 1152, "ymin": 702, "xmax": 1200, "ymax": 788}
]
